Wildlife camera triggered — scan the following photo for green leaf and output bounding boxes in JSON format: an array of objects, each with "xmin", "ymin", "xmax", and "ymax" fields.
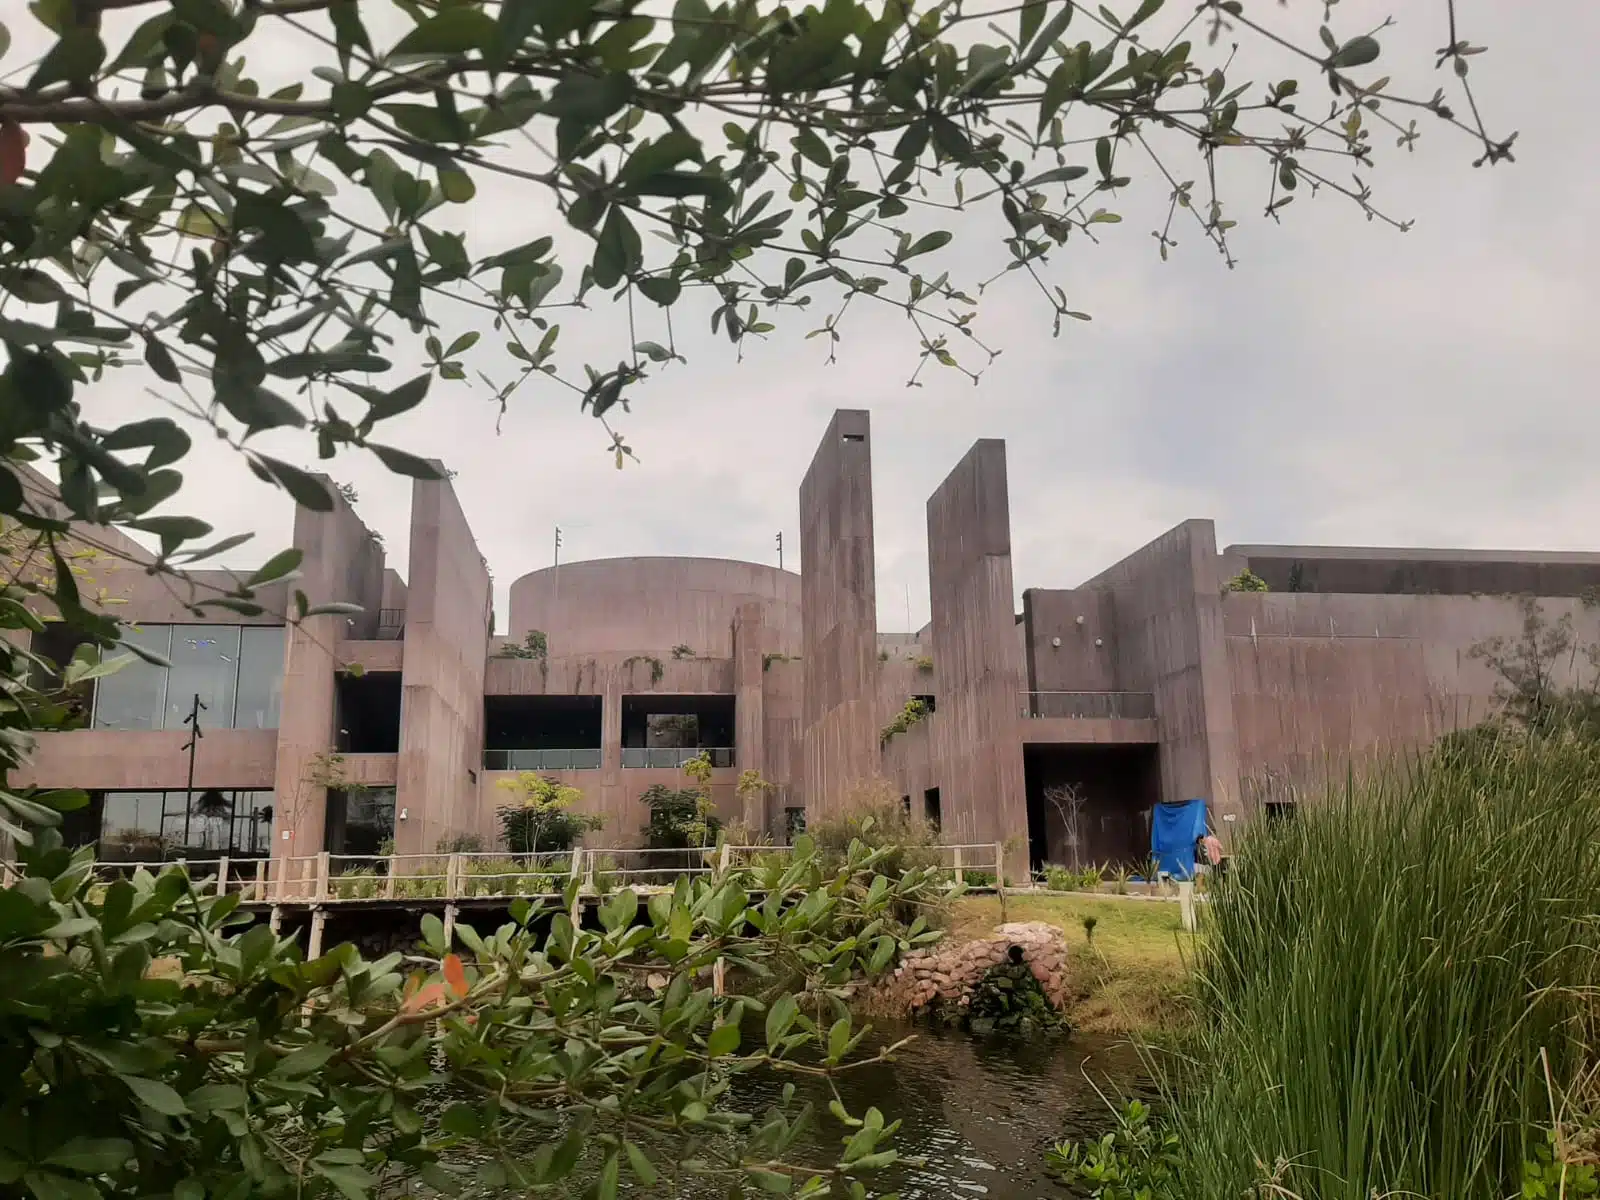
[
  {"xmin": 42, "ymin": 1139, "xmax": 134, "ymax": 1175},
  {"xmin": 595, "ymin": 1154, "xmax": 619, "ymax": 1200},
  {"xmin": 310, "ymin": 1160, "xmax": 374, "ymax": 1200},
  {"xmin": 142, "ymin": 335, "xmax": 182, "ymax": 383},
  {"xmin": 248, "ymin": 456, "xmax": 333, "ymax": 511},
  {"xmin": 368, "ymin": 443, "xmax": 442, "ymax": 479},
  {"xmin": 637, "ymin": 276, "xmax": 680, "ymax": 306},
  {"xmin": 1123, "ymin": 0, "xmax": 1165, "ymax": 31},
  {"xmin": 623, "ymin": 1142, "xmax": 658, "ymax": 1186},
  {"xmin": 390, "ymin": 8, "xmax": 497, "ymax": 58},
  {"xmin": 491, "ymin": 0, "xmax": 539, "ymax": 66},
  {"xmin": 30, "ymin": 28, "xmax": 105, "ymax": 92},
  {"xmin": 438, "ymin": 169, "xmax": 475, "ymax": 203},
  {"xmin": 765, "ymin": 993, "xmax": 797, "ymax": 1049},
  {"xmin": 707, "ymin": 1022, "xmax": 740, "ymax": 1057},
  {"xmin": 1018, "ymin": 0, "xmax": 1046, "ymax": 51},
  {"xmin": 1331, "ymin": 35, "xmax": 1381, "ymax": 69},
  {"xmin": 249, "ymin": 548, "xmax": 304, "ymax": 586},
  {"xmin": 750, "ymin": 1169, "xmax": 793, "ymax": 1195},
  {"xmin": 273, "ymin": 1042, "xmax": 335, "ymax": 1079},
  {"xmin": 1096, "ymin": 135, "xmax": 1113, "ymax": 178},
  {"xmin": 591, "ymin": 206, "xmax": 641, "ymax": 290},
  {"xmin": 1024, "ymin": 165, "xmax": 1088, "ymax": 187},
  {"xmin": 902, "ymin": 231, "xmax": 951, "ymax": 261},
  {"xmin": 119, "ymin": 1075, "xmax": 189, "ymax": 1115}
]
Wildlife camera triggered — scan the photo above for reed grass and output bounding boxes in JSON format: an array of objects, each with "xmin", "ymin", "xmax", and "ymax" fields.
[{"xmin": 1167, "ymin": 734, "xmax": 1600, "ymax": 1199}]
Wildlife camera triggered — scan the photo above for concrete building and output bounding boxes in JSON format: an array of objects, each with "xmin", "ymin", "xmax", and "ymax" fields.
[{"xmin": 17, "ymin": 414, "xmax": 1600, "ymax": 874}]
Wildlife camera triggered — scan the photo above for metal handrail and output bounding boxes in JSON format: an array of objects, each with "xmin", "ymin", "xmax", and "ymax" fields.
[{"xmin": 1021, "ymin": 690, "xmax": 1157, "ymax": 720}]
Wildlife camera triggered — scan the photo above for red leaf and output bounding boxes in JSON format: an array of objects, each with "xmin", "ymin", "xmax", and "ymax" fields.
[
  {"xmin": 0, "ymin": 121, "xmax": 29, "ymax": 186},
  {"xmin": 442, "ymin": 953, "xmax": 468, "ymax": 999},
  {"xmin": 403, "ymin": 982, "xmax": 445, "ymax": 1013}
]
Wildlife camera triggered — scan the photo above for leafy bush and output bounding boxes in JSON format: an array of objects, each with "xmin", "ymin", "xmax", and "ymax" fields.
[
  {"xmin": 641, "ymin": 783, "xmax": 721, "ymax": 850},
  {"xmin": 879, "ymin": 697, "xmax": 929, "ymax": 746},
  {"xmin": 1042, "ymin": 863, "xmax": 1104, "ymax": 892},
  {"xmin": 1046, "ymin": 1101, "xmax": 1181, "ymax": 1199},
  {"xmin": 495, "ymin": 774, "xmax": 602, "ymax": 855},
  {"xmin": 808, "ymin": 789, "xmax": 943, "ymax": 880},
  {"xmin": 1, "ymin": 822, "xmax": 948, "ymax": 1199}
]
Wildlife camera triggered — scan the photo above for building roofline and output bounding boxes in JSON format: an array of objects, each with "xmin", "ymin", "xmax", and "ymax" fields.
[{"xmin": 1226, "ymin": 543, "xmax": 1600, "ymax": 566}]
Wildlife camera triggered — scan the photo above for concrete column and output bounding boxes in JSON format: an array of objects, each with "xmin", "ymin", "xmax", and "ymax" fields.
[
  {"xmin": 925, "ymin": 439, "xmax": 1028, "ymax": 849},
  {"xmin": 395, "ymin": 466, "xmax": 491, "ymax": 855},
  {"xmin": 733, "ymin": 602, "xmax": 766, "ymax": 829},
  {"xmin": 798, "ymin": 410, "xmax": 880, "ymax": 818},
  {"xmin": 271, "ymin": 482, "xmax": 385, "ymax": 861}
]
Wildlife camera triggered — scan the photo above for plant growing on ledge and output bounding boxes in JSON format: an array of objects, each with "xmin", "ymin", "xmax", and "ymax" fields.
[
  {"xmin": 913, "ymin": 656, "xmax": 935, "ymax": 675},
  {"xmin": 1224, "ymin": 569, "xmax": 1270, "ymax": 594},
  {"xmin": 496, "ymin": 772, "xmax": 603, "ymax": 856},
  {"xmin": 496, "ymin": 630, "xmax": 548, "ymax": 660},
  {"xmin": 671, "ymin": 644, "xmax": 696, "ymax": 660},
  {"xmin": 642, "ymin": 778, "xmax": 722, "ymax": 851},
  {"xmin": 623, "ymin": 654, "xmax": 665, "ymax": 684},
  {"xmin": 881, "ymin": 697, "xmax": 931, "ymax": 747},
  {"xmin": 763, "ymin": 653, "xmax": 797, "ymax": 673}
]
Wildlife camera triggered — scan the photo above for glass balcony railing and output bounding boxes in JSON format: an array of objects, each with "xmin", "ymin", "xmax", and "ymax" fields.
[
  {"xmin": 483, "ymin": 748, "xmax": 603, "ymax": 771},
  {"xmin": 621, "ymin": 746, "xmax": 736, "ymax": 769}
]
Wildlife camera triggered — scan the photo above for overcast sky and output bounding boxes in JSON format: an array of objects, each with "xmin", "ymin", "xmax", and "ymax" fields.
[{"xmin": 30, "ymin": 1, "xmax": 1600, "ymax": 632}]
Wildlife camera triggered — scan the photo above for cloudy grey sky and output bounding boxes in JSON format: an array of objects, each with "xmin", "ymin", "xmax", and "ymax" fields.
[{"xmin": 28, "ymin": 0, "xmax": 1600, "ymax": 632}]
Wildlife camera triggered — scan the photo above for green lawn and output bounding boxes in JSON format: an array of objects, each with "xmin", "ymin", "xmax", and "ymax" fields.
[{"xmin": 947, "ymin": 893, "xmax": 1194, "ymax": 1034}]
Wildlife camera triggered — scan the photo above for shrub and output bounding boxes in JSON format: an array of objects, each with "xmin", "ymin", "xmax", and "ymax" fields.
[
  {"xmin": 434, "ymin": 833, "xmax": 484, "ymax": 854},
  {"xmin": 496, "ymin": 773, "xmax": 602, "ymax": 855},
  {"xmin": 808, "ymin": 786, "xmax": 943, "ymax": 879},
  {"xmin": 641, "ymin": 783, "xmax": 721, "ymax": 850}
]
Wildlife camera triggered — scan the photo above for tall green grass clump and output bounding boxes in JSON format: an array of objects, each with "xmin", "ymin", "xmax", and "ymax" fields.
[{"xmin": 1172, "ymin": 735, "xmax": 1600, "ymax": 1199}]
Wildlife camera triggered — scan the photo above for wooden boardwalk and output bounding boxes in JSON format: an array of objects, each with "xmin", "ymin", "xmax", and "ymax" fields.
[{"xmin": 65, "ymin": 843, "xmax": 1007, "ymax": 957}]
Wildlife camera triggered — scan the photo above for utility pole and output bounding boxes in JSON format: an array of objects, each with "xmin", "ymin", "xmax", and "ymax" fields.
[
  {"xmin": 554, "ymin": 525, "xmax": 562, "ymax": 567},
  {"xmin": 775, "ymin": 531, "xmax": 783, "ymax": 571},
  {"xmin": 180, "ymin": 692, "xmax": 205, "ymax": 846}
]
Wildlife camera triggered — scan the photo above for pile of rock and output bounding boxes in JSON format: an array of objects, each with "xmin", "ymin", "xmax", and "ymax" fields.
[{"xmin": 865, "ymin": 921, "xmax": 1073, "ymax": 1017}]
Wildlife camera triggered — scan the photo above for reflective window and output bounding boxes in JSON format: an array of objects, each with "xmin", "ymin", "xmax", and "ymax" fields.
[
  {"xmin": 89, "ymin": 624, "xmax": 285, "ymax": 731},
  {"xmin": 97, "ymin": 789, "xmax": 276, "ymax": 861},
  {"xmin": 99, "ymin": 791, "xmax": 164, "ymax": 861},
  {"xmin": 235, "ymin": 627, "xmax": 285, "ymax": 730},
  {"xmin": 165, "ymin": 624, "xmax": 240, "ymax": 731},
  {"xmin": 92, "ymin": 626, "xmax": 171, "ymax": 731}
]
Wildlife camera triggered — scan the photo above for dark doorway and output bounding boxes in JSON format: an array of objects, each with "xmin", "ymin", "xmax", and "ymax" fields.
[
  {"xmin": 923, "ymin": 786, "xmax": 941, "ymax": 829},
  {"xmin": 1024, "ymin": 744, "xmax": 1160, "ymax": 870},
  {"xmin": 483, "ymin": 695, "xmax": 602, "ymax": 769}
]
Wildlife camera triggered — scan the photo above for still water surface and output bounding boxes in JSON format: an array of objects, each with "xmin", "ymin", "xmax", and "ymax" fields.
[{"xmin": 720, "ymin": 1024, "xmax": 1148, "ymax": 1198}]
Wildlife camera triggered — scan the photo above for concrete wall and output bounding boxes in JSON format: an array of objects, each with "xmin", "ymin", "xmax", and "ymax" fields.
[
  {"xmin": 923, "ymin": 440, "xmax": 1028, "ymax": 846},
  {"xmin": 15, "ymin": 729, "xmax": 277, "ymax": 790},
  {"xmin": 799, "ymin": 410, "xmax": 881, "ymax": 816},
  {"xmin": 271, "ymin": 482, "xmax": 385, "ymax": 860},
  {"xmin": 1229, "ymin": 544, "xmax": 1600, "ymax": 597},
  {"xmin": 761, "ymin": 657, "xmax": 804, "ymax": 832},
  {"xmin": 1022, "ymin": 587, "xmax": 1120, "ymax": 693},
  {"xmin": 1225, "ymin": 592, "xmax": 1600, "ymax": 801},
  {"xmin": 396, "ymin": 468, "xmax": 492, "ymax": 853},
  {"xmin": 1080, "ymin": 521, "xmax": 1242, "ymax": 826},
  {"xmin": 507, "ymin": 558, "xmax": 801, "ymax": 658}
]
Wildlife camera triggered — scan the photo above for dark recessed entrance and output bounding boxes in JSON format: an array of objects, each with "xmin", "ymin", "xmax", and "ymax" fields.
[{"xmin": 1023, "ymin": 744, "xmax": 1160, "ymax": 870}]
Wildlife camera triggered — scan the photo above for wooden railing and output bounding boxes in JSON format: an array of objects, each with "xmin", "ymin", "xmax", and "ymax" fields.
[{"xmin": 11, "ymin": 842, "xmax": 1009, "ymax": 904}]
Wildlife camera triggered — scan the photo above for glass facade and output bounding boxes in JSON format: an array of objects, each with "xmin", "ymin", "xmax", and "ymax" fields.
[
  {"xmin": 90, "ymin": 624, "xmax": 284, "ymax": 731},
  {"xmin": 93, "ymin": 789, "xmax": 274, "ymax": 862}
]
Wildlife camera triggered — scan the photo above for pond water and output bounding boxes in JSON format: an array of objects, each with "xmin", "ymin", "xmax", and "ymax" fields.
[{"xmin": 720, "ymin": 1024, "xmax": 1150, "ymax": 1198}]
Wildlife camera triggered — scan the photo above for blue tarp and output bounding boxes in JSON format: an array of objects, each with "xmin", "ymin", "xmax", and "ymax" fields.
[{"xmin": 1151, "ymin": 799, "xmax": 1207, "ymax": 880}]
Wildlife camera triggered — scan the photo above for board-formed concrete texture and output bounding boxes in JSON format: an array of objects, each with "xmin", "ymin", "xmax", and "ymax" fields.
[
  {"xmin": 923, "ymin": 440, "xmax": 1028, "ymax": 847},
  {"xmin": 21, "ymin": 408, "xmax": 1600, "ymax": 872},
  {"xmin": 798, "ymin": 409, "xmax": 882, "ymax": 819}
]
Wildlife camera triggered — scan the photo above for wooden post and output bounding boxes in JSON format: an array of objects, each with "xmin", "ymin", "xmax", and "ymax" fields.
[
  {"xmin": 253, "ymin": 859, "xmax": 266, "ymax": 902},
  {"xmin": 448, "ymin": 853, "xmax": 463, "ymax": 900},
  {"xmin": 953, "ymin": 846, "xmax": 964, "ymax": 883},
  {"xmin": 1178, "ymin": 881, "xmax": 1197, "ymax": 932},
  {"xmin": 384, "ymin": 854, "xmax": 397, "ymax": 899},
  {"xmin": 713, "ymin": 957, "xmax": 726, "ymax": 997},
  {"xmin": 269, "ymin": 904, "xmax": 282, "ymax": 934},
  {"xmin": 717, "ymin": 841, "xmax": 732, "ymax": 876},
  {"xmin": 216, "ymin": 855, "xmax": 230, "ymax": 897},
  {"xmin": 307, "ymin": 909, "xmax": 327, "ymax": 959},
  {"xmin": 993, "ymin": 842, "xmax": 1004, "ymax": 886},
  {"xmin": 315, "ymin": 851, "xmax": 331, "ymax": 903},
  {"xmin": 442, "ymin": 902, "xmax": 458, "ymax": 949}
]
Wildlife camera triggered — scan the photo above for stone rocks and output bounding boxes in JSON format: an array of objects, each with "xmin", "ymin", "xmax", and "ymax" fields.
[{"xmin": 861, "ymin": 920, "xmax": 1074, "ymax": 1019}]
